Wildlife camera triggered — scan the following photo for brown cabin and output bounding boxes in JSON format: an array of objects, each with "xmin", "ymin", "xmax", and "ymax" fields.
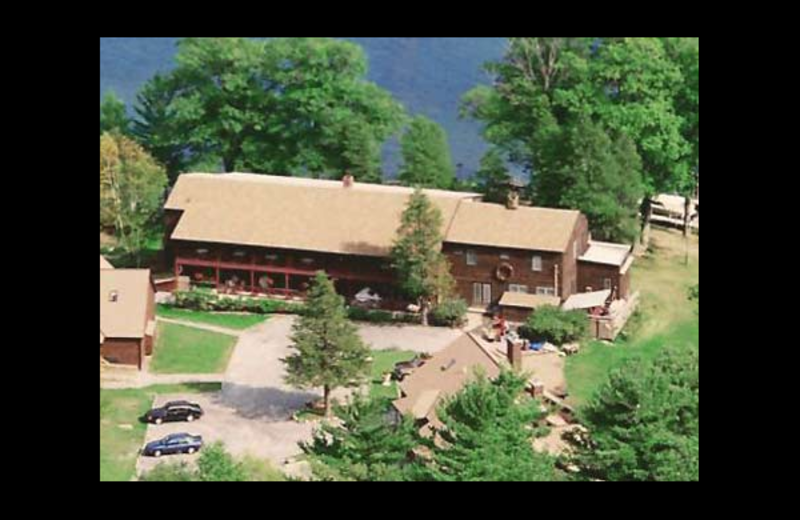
[
  {"xmin": 163, "ymin": 173, "xmax": 632, "ymax": 320},
  {"xmin": 100, "ymin": 256, "xmax": 156, "ymax": 369}
]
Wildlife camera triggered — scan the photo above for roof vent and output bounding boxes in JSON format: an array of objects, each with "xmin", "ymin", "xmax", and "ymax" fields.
[
  {"xmin": 342, "ymin": 173, "xmax": 355, "ymax": 188},
  {"xmin": 507, "ymin": 190, "xmax": 520, "ymax": 210}
]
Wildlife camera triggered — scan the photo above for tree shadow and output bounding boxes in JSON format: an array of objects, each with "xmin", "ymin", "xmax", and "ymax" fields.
[{"xmin": 213, "ymin": 383, "xmax": 319, "ymax": 422}]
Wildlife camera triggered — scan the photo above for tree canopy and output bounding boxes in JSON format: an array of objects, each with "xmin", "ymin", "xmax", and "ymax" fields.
[
  {"xmin": 133, "ymin": 37, "xmax": 406, "ymax": 181},
  {"xmin": 398, "ymin": 115, "xmax": 456, "ymax": 189},
  {"xmin": 100, "ymin": 91, "xmax": 130, "ymax": 136},
  {"xmin": 463, "ymin": 37, "xmax": 698, "ymax": 239},
  {"xmin": 429, "ymin": 371, "xmax": 557, "ymax": 482},
  {"xmin": 100, "ymin": 132, "xmax": 167, "ymax": 264},
  {"xmin": 573, "ymin": 346, "xmax": 700, "ymax": 481}
]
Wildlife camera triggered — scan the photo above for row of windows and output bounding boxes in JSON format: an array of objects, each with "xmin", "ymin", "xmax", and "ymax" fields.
[
  {"xmin": 464, "ymin": 250, "xmax": 543, "ymax": 271},
  {"xmin": 508, "ymin": 285, "xmax": 556, "ymax": 296}
]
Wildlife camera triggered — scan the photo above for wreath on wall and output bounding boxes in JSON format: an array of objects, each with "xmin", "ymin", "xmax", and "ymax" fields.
[{"xmin": 495, "ymin": 263, "xmax": 515, "ymax": 282}]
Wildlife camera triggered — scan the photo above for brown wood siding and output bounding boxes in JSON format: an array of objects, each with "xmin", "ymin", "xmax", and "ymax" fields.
[
  {"xmin": 500, "ymin": 305, "xmax": 534, "ymax": 323},
  {"xmin": 578, "ymin": 261, "xmax": 624, "ymax": 298},
  {"xmin": 561, "ymin": 215, "xmax": 590, "ymax": 300},
  {"xmin": 101, "ymin": 339, "xmax": 143, "ymax": 368},
  {"xmin": 444, "ymin": 243, "xmax": 565, "ymax": 306}
]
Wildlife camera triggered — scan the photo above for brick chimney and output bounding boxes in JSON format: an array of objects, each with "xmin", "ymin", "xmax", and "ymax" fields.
[
  {"xmin": 342, "ymin": 173, "xmax": 355, "ymax": 188},
  {"xmin": 506, "ymin": 190, "xmax": 520, "ymax": 210},
  {"xmin": 507, "ymin": 338, "xmax": 523, "ymax": 371}
]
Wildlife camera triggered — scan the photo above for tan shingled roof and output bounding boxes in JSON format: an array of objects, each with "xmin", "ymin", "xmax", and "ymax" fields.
[
  {"xmin": 393, "ymin": 335, "xmax": 501, "ymax": 428},
  {"xmin": 100, "ymin": 255, "xmax": 114, "ymax": 269},
  {"xmin": 445, "ymin": 200, "xmax": 581, "ymax": 253},
  {"xmin": 100, "ymin": 269, "xmax": 152, "ymax": 340},
  {"xmin": 166, "ymin": 174, "xmax": 472, "ymax": 257},
  {"xmin": 499, "ymin": 292, "xmax": 561, "ymax": 309},
  {"xmin": 166, "ymin": 173, "xmax": 581, "ymax": 256},
  {"xmin": 579, "ymin": 241, "xmax": 632, "ymax": 267}
]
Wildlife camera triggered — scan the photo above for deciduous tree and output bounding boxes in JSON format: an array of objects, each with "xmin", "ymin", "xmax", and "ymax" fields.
[
  {"xmin": 99, "ymin": 133, "xmax": 168, "ymax": 264},
  {"xmin": 398, "ymin": 116, "xmax": 455, "ymax": 189}
]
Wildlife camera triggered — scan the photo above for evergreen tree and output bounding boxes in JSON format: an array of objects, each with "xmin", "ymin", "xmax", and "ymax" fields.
[
  {"xmin": 283, "ymin": 272, "xmax": 371, "ymax": 417},
  {"xmin": 536, "ymin": 120, "xmax": 644, "ymax": 242},
  {"xmin": 302, "ymin": 396, "xmax": 426, "ymax": 482},
  {"xmin": 398, "ymin": 116, "xmax": 456, "ymax": 189},
  {"xmin": 391, "ymin": 189, "xmax": 454, "ymax": 325},
  {"xmin": 475, "ymin": 148, "xmax": 512, "ymax": 204},
  {"xmin": 429, "ymin": 371, "xmax": 557, "ymax": 482},
  {"xmin": 573, "ymin": 346, "xmax": 700, "ymax": 482},
  {"xmin": 100, "ymin": 91, "xmax": 130, "ymax": 135}
]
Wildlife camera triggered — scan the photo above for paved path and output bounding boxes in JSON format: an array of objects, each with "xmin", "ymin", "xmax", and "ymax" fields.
[{"xmin": 156, "ymin": 317, "xmax": 242, "ymax": 337}]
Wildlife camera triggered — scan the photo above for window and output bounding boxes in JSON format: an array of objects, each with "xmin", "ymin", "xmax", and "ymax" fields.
[
  {"xmin": 466, "ymin": 250, "xmax": 478, "ymax": 266},
  {"xmin": 508, "ymin": 284, "xmax": 529, "ymax": 294},
  {"xmin": 109, "ymin": 290, "xmax": 119, "ymax": 303},
  {"xmin": 532, "ymin": 255, "xmax": 543, "ymax": 272},
  {"xmin": 536, "ymin": 287, "xmax": 556, "ymax": 296},
  {"xmin": 604, "ymin": 278, "xmax": 613, "ymax": 291},
  {"xmin": 473, "ymin": 283, "xmax": 492, "ymax": 305}
]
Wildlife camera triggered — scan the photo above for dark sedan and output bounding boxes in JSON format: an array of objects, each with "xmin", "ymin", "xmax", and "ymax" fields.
[
  {"xmin": 145, "ymin": 401, "xmax": 204, "ymax": 425},
  {"xmin": 142, "ymin": 433, "xmax": 204, "ymax": 458}
]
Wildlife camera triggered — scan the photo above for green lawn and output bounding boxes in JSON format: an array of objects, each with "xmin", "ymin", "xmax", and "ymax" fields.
[
  {"xmin": 370, "ymin": 350, "xmax": 417, "ymax": 400},
  {"xmin": 99, "ymin": 383, "xmax": 221, "ymax": 482},
  {"xmin": 296, "ymin": 350, "xmax": 417, "ymax": 422},
  {"xmin": 565, "ymin": 228, "xmax": 700, "ymax": 407},
  {"xmin": 157, "ymin": 305, "xmax": 268, "ymax": 330},
  {"xmin": 150, "ymin": 323, "xmax": 238, "ymax": 374}
]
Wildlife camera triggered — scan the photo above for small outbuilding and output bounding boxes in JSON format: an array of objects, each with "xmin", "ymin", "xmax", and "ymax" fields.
[{"xmin": 498, "ymin": 292, "xmax": 562, "ymax": 323}]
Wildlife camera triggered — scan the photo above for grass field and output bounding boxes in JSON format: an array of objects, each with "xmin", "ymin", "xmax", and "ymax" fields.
[
  {"xmin": 150, "ymin": 323, "xmax": 238, "ymax": 374},
  {"xmin": 370, "ymin": 350, "xmax": 417, "ymax": 400},
  {"xmin": 565, "ymin": 228, "xmax": 700, "ymax": 407},
  {"xmin": 99, "ymin": 383, "xmax": 221, "ymax": 482},
  {"xmin": 157, "ymin": 305, "xmax": 268, "ymax": 330}
]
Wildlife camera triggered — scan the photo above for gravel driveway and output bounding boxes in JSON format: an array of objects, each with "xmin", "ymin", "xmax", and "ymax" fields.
[{"xmin": 137, "ymin": 315, "xmax": 463, "ymax": 478}]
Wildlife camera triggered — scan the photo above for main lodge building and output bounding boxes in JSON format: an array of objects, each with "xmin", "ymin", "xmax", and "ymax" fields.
[{"xmin": 164, "ymin": 173, "xmax": 633, "ymax": 318}]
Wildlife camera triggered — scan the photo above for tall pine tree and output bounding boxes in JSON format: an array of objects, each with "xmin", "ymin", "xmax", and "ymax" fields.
[
  {"xmin": 283, "ymin": 272, "xmax": 371, "ymax": 417},
  {"xmin": 391, "ymin": 189, "xmax": 454, "ymax": 326}
]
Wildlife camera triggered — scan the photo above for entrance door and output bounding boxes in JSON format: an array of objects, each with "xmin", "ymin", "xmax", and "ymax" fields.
[{"xmin": 472, "ymin": 283, "xmax": 492, "ymax": 306}]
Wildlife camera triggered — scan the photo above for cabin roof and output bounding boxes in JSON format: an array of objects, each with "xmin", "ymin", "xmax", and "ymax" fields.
[
  {"xmin": 579, "ymin": 241, "xmax": 632, "ymax": 267},
  {"xmin": 393, "ymin": 334, "xmax": 501, "ymax": 429},
  {"xmin": 100, "ymin": 269, "xmax": 152, "ymax": 341},
  {"xmin": 499, "ymin": 292, "xmax": 561, "ymax": 310},
  {"xmin": 166, "ymin": 173, "xmax": 582, "ymax": 256}
]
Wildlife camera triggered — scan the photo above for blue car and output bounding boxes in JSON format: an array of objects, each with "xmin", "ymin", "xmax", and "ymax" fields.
[{"xmin": 142, "ymin": 433, "xmax": 204, "ymax": 458}]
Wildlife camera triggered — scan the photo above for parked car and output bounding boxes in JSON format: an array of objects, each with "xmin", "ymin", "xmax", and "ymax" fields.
[
  {"xmin": 145, "ymin": 401, "xmax": 204, "ymax": 425},
  {"xmin": 392, "ymin": 356, "xmax": 427, "ymax": 382},
  {"xmin": 142, "ymin": 433, "xmax": 204, "ymax": 458}
]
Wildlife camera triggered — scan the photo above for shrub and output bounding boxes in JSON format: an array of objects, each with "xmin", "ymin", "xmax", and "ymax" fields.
[
  {"xmin": 430, "ymin": 299, "xmax": 468, "ymax": 328},
  {"xmin": 171, "ymin": 289, "xmax": 306, "ymax": 316},
  {"xmin": 140, "ymin": 462, "xmax": 196, "ymax": 482},
  {"xmin": 519, "ymin": 305, "xmax": 587, "ymax": 345},
  {"xmin": 347, "ymin": 307, "xmax": 422, "ymax": 325},
  {"xmin": 197, "ymin": 442, "xmax": 247, "ymax": 482}
]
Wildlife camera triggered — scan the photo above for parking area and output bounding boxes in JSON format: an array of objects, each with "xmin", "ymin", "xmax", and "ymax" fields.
[
  {"xmin": 136, "ymin": 315, "xmax": 463, "ymax": 477},
  {"xmin": 137, "ymin": 392, "xmax": 314, "ymax": 476}
]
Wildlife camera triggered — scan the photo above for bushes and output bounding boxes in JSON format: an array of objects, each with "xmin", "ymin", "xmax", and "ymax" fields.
[
  {"xmin": 519, "ymin": 305, "xmax": 587, "ymax": 345},
  {"xmin": 172, "ymin": 289, "xmax": 305, "ymax": 315},
  {"xmin": 141, "ymin": 443, "xmax": 284, "ymax": 482},
  {"xmin": 430, "ymin": 299, "xmax": 468, "ymax": 328}
]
